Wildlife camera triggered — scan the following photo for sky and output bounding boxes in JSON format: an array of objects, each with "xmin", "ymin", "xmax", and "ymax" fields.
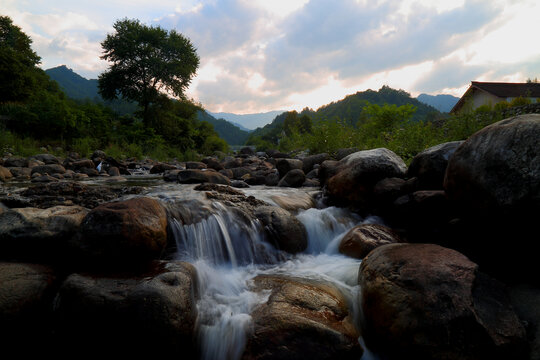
[{"xmin": 3, "ymin": 0, "xmax": 540, "ymax": 114}]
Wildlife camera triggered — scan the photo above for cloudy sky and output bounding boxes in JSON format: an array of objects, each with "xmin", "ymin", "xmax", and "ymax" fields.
[{"xmin": 3, "ymin": 0, "xmax": 540, "ymax": 114}]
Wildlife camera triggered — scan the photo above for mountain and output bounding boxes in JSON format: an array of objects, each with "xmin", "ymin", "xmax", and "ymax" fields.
[
  {"xmin": 197, "ymin": 110, "xmax": 250, "ymax": 145},
  {"xmin": 248, "ymin": 86, "xmax": 442, "ymax": 141},
  {"xmin": 45, "ymin": 65, "xmax": 138, "ymax": 115},
  {"xmin": 208, "ymin": 110, "xmax": 286, "ymax": 130},
  {"xmin": 416, "ymin": 93, "xmax": 460, "ymax": 113},
  {"xmin": 45, "ymin": 65, "xmax": 100, "ymax": 100}
]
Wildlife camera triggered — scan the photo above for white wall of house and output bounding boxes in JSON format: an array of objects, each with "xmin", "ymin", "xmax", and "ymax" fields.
[{"xmin": 471, "ymin": 90, "xmax": 503, "ymax": 108}]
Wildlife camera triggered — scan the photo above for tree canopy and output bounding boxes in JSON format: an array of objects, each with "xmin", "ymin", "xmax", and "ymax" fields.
[
  {"xmin": 0, "ymin": 15, "xmax": 42, "ymax": 103},
  {"xmin": 98, "ymin": 18, "xmax": 200, "ymax": 125}
]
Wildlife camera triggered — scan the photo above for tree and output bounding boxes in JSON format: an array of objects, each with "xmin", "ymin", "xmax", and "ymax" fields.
[
  {"xmin": 0, "ymin": 16, "xmax": 42, "ymax": 103},
  {"xmin": 98, "ymin": 18, "xmax": 200, "ymax": 126}
]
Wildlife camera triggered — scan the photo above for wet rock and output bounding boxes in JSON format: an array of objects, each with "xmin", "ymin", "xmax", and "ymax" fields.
[
  {"xmin": 0, "ymin": 205, "xmax": 89, "ymax": 262},
  {"xmin": 150, "ymin": 162, "xmax": 177, "ymax": 174},
  {"xmin": 326, "ymin": 148, "xmax": 407, "ymax": 208},
  {"xmin": 30, "ymin": 164, "xmax": 66, "ymax": 176},
  {"xmin": 254, "ymin": 206, "xmax": 307, "ymax": 254},
  {"xmin": 53, "ymin": 261, "xmax": 198, "ymax": 357},
  {"xmin": 335, "ymin": 148, "xmax": 358, "ymax": 161},
  {"xmin": 302, "ymin": 153, "xmax": 329, "ymax": 173},
  {"xmin": 359, "ymin": 243, "xmax": 527, "ymax": 360},
  {"xmin": 318, "ymin": 160, "xmax": 340, "ymax": 186},
  {"xmin": 0, "ymin": 262, "xmax": 57, "ymax": 354},
  {"xmin": 72, "ymin": 197, "xmax": 168, "ymax": 269},
  {"xmin": 177, "ymin": 169, "xmax": 231, "ymax": 185},
  {"xmin": 30, "ymin": 154, "xmax": 60, "ymax": 165},
  {"xmin": 231, "ymin": 180, "xmax": 250, "ymax": 188},
  {"xmin": 185, "ymin": 161, "xmax": 207, "ymax": 169},
  {"xmin": 444, "ymin": 114, "xmax": 540, "ymax": 215},
  {"xmin": 3, "ymin": 156, "xmax": 28, "ymax": 168},
  {"xmin": 0, "ymin": 165, "xmax": 12, "ymax": 182},
  {"xmin": 264, "ymin": 173, "xmax": 280, "ymax": 186},
  {"xmin": 276, "ymin": 158, "xmax": 303, "ymax": 178},
  {"xmin": 107, "ymin": 166, "xmax": 120, "ymax": 176},
  {"xmin": 408, "ymin": 141, "xmax": 463, "ymax": 190},
  {"xmin": 202, "ymin": 157, "xmax": 224, "ymax": 171},
  {"xmin": 277, "ymin": 169, "xmax": 305, "ymax": 188},
  {"xmin": 270, "ymin": 192, "xmax": 315, "ymax": 212},
  {"xmin": 338, "ymin": 223, "xmax": 402, "ymax": 259},
  {"xmin": 244, "ymin": 274, "xmax": 362, "ymax": 360}
]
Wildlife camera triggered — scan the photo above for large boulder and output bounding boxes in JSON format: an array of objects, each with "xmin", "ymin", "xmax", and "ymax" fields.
[
  {"xmin": 177, "ymin": 169, "xmax": 231, "ymax": 185},
  {"xmin": 408, "ymin": 141, "xmax": 463, "ymax": 190},
  {"xmin": 253, "ymin": 206, "xmax": 307, "ymax": 254},
  {"xmin": 338, "ymin": 223, "xmax": 401, "ymax": 259},
  {"xmin": 359, "ymin": 243, "xmax": 527, "ymax": 360},
  {"xmin": 277, "ymin": 168, "xmax": 306, "ymax": 188},
  {"xmin": 443, "ymin": 114, "xmax": 540, "ymax": 280},
  {"xmin": 30, "ymin": 164, "xmax": 66, "ymax": 176},
  {"xmin": 0, "ymin": 262, "xmax": 57, "ymax": 354},
  {"xmin": 276, "ymin": 158, "xmax": 303, "ymax": 178},
  {"xmin": 53, "ymin": 261, "xmax": 198, "ymax": 357},
  {"xmin": 302, "ymin": 153, "xmax": 329, "ymax": 173},
  {"xmin": 243, "ymin": 275, "xmax": 363, "ymax": 360},
  {"xmin": 0, "ymin": 206, "xmax": 89, "ymax": 262},
  {"xmin": 326, "ymin": 148, "xmax": 407, "ymax": 208},
  {"xmin": 30, "ymin": 154, "xmax": 60, "ymax": 165},
  {"xmin": 72, "ymin": 197, "xmax": 168, "ymax": 268},
  {"xmin": 444, "ymin": 114, "xmax": 539, "ymax": 214},
  {"xmin": 3, "ymin": 156, "xmax": 28, "ymax": 168}
]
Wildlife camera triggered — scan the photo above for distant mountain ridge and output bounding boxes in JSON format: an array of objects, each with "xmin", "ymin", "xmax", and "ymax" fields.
[
  {"xmin": 44, "ymin": 65, "xmax": 250, "ymax": 145},
  {"xmin": 416, "ymin": 93, "xmax": 459, "ymax": 113},
  {"xmin": 209, "ymin": 110, "xmax": 286, "ymax": 130}
]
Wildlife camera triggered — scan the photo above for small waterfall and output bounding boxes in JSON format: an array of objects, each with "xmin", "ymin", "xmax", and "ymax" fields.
[
  {"xmin": 169, "ymin": 201, "xmax": 281, "ymax": 266},
  {"xmin": 166, "ymin": 195, "xmax": 377, "ymax": 360}
]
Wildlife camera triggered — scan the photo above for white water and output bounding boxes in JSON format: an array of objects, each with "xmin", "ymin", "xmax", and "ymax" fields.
[{"xmin": 167, "ymin": 189, "xmax": 380, "ymax": 360}]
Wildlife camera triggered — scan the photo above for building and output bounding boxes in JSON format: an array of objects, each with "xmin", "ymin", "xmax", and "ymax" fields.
[{"xmin": 450, "ymin": 81, "xmax": 540, "ymax": 114}]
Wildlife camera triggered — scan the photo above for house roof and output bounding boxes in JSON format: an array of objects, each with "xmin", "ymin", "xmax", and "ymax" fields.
[
  {"xmin": 471, "ymin": 81, "xmax": 540, "ymax": 98},
  {"xmin": 450, "ymin": 81, "xmax": 540, "ymax": 113}
]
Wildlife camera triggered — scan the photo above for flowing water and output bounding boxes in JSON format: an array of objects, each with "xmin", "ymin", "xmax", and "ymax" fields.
[{"xmin": 148, "ymin": 184, "xmax": 380, "ymax": 359}]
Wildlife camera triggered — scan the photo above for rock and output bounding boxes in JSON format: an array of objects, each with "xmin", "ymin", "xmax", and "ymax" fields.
[
  {"xmin": 231, "ymin": 166, "xmax": 252, "ymax": 179},
  {"xmin": 0, "ymin": 165, "xmax": 13, "ymax": 182},
  {"xmin": 270, "ymin": 192, "xmax": 315, "ymax": 212},
  {"xmin": 302, "ymin": 153, "xmax": 329, "ymax": 173},
  {"xmin": 239, "ymin": 146, "xmax": 255, "ymax": 156},
  {"xmin": 150, "ymin": 162, "xmax": 177, "ymax": 174},
  {"xmin": 72, "ymin": 197, "xmax": 168, "ymax": 269},
  {"xmin": 335, "ymin": 148, "xmax": 358, "ymax": 160},
  {"xmin": 163, "ymin": 169, "xmax": 182, "ymax": 182},
  {"xmin": 185, "ymin": 161, "xmax": 207, "ymax": 169},
  {"xmin": 3, "ymin": 156, "xmax": 28, "ymax": 168},
  {"xmin": 31, "ymin": 174, "xmax": 59, "ymax": 183},
  {"xmin": 6, "ymin": 166, "xmax": 31, "ymax": 179},
  {"xmin": 243, "ymin": 275, "xmax": 363, "ymax": 360},
  {"xmin": 276, "ymin": 158, "xmax": 303, "ymax": 178},
  {"xmin": 0, "ymin": 205, "xmax": 89, "ymax": 262},
  {"xmin": 254, "ymin": 206, "xmax": 307, "ymax": 254},
  {"xmin": 277, "ymin": 168, "xmax": 305, "ymax": 188},
  {"xmin": 201, "ymin": 157, "xmax": 224, "ymax": 171},
  {"xmin": 326, "ymin": 148, "xmax": 407, "ymax": 208},
  {"xmin": 0, "ymin": 262, "xmax": 56, "ymax": 353},
  {"xmin": 177, "ymin": 169, "xmax": 231, "ymax": 185},
  {"xmin": 30, "ymin": 153, "xmax": 60, "ymax": 165},
  {"xmin": 408, "ymin": 141, "xmax": 463, "ymax": 190},
  {"xmin": 359, "ymin": 243, "xmax": 527, "ymax": 360},
  {"xmin": 318, "ymin": 160, "xmax": 340, "ymax": 185},
  {"xmin": 231, "ymin": 180, "xmax": 250, "ymax": 188},
  {"xmin": 53, "ymin": 261, "xmax": 198, "ymax": 357},
  {"xmin": 509, "ymin": 284, "xmax": 540, "ymax": 360},
  {"xmin": 264, "ymin": 172, "xmax": 280, "ymax": 186},
  {"xmin": 444, "ymin": 114, "xmax": 540, "ymax": 215},
  {"xmin": 30, "ymin": 164, "xmax": 66, "ymax": 176},
  {"xmin": 338, "ymin": 223, "xmax": 401, "ymax": 259},
  {"xmin": 107, "ymin": 166, "xmax": 121, "ymax": 176},
  {"xmin": 91, "ymin": 150, "xmax": 106, "ymax": 164},
  {"xmin": 17, "ymin": 181, "xmax": 142, "ymax": 209}
]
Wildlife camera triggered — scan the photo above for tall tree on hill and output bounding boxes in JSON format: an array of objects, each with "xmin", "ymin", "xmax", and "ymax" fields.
[
  {"xmin": 0, "ymin": 16, "xmax": 42, "ymax": 103},
  {"xmin": 98, "ymin": 18, "xmax": 200, "ymax": 126}
]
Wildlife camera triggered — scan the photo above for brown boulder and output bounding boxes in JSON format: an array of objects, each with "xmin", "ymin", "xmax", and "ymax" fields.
[
  {"xmin": 359, "ymin": 243, "xmax": 527, "ymax": 360},
  {"xmin": 253, "ymin": 206, "xmax": 307, "ymax": 254},
  {"xmin": 243, "ymin": 275, "xmax": 362, "ymax": 360},
  {"xmin": 73, "ymin": 197, "xmax": 168, "ymax": 268},
  {"xmin": 177, "ymin": 169, "xmax": 231, "ymax": 185},
  {"xmin": 338, "ymin": 223, "xmax": 401, "ymax": 259}
]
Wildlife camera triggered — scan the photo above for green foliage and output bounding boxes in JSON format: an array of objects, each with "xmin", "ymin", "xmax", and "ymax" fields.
[
  {"xmin": 98, "ymin": 18, "xmax": 200, "ymax": 125},
  {"xmin": 509, "ymin": 96, "xmax": 531, "ymax": 107}
]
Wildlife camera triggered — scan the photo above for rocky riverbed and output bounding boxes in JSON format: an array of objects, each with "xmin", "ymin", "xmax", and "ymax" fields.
[{"xmin": 1, "ymin": 114, "xmax": 539, "ymax": 359}]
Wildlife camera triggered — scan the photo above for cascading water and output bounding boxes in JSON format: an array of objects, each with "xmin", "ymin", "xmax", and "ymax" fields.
[{"xmin": 165, "ymin": 187, "xmax": 380, "ymax": 360}]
